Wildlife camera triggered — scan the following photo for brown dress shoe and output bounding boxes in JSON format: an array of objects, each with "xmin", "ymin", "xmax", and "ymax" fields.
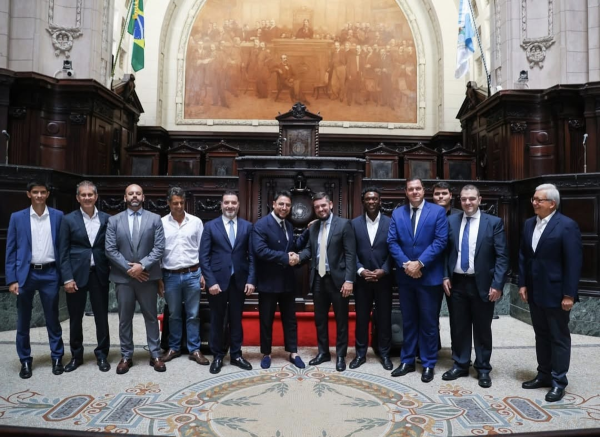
[
  {"xmin": 189, "ymin": 350, "xmax": 209, "ymax": 365},
  {"xmin": 149, "ymin": 357, "xmax": 166, "ymax": 372},
  {"xmin": 160, "ymin": 349, "xmax": 181, "ymax": 362},
  {"xmin": 116, "ymin": 358, "xmax": 133, "ymax": 374}
]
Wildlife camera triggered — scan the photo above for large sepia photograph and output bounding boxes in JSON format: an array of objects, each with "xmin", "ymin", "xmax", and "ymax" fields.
[{"xmin": 183, "ymin": 0, "xmax": 418, "ymax": 123}]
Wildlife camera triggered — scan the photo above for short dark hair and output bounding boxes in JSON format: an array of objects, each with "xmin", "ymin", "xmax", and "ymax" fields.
[
  {"xmin": 273, "ymin": 190, "xmax": 292, "ymax": 202},
  {"xmin": 222, "ymin": 190, "xmax": 239, "ymax": 201},
  {"xmin": 312, "ymin": 192, "xmax": 331, "ymax": 202},
  {"xmin": 361, "ymin": 186, "xmax": 381, "ymax": 200},
  {"xmin": 432, "ymin": 181, "xmax": 451, "ymax": 192},
  {"xmin": 406, "ymin": 176, "xmax": 423, "ymax": 185},
  {"xmin": 167, "ymin": 186, "xmax": 186, "ymax": 202},
  {"xmin": 27, "ymin": 180, "xmax": 50, "ymax": 192},
  {"xmin": 76, "ymin": 180, "xmax": 97, "ymax": 196},
  {"xmin": 460, "ymin": 184, "xmax": 481, "ymax": 197}
]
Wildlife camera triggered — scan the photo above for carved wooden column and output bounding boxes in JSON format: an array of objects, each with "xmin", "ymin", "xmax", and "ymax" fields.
[
  {"xmin": 509, "ymin": 121, "xmax": 527, "ymax": 180},
  {"xmin": 567, "ymin": 119, "xmax": 586, "ymax": 173},
  {"xmin": 0, "ymin": 72, "xmax": 14, "ymax": 165},
  {"xmin": 582, "ymin": 94, "xmax": 599, "ymax": 173}
]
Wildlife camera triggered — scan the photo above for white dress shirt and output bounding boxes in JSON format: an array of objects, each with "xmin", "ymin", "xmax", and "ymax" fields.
[
  {"xmin": 316, "ymin": 214, "xmax": 333, "ymax": 272},
  {"xmin": 357, "ymin": 212, "xmax": 380, "ymax": 275},
  {"xmin": 161, "ymin": 212, "xmax": 204, "ymax": 270},
  {"xmin": 30, "ymin": 206, "xmax": 55, "ymax": 264},
  {"xmin": 81, "ymin": 207, "xmax": 101, "ymax": 266},
  {"xmin": 532, "ymin": 210, "xmax": 556, "ymax": 252},
  {"xmin": 271, "ymin": 211, "xmax": 288, "ymax": 241},
  {"xmin": 454, "ymin": 209, "xmax": 481, "ymax": 275},
  {"xmin": 222, "ymin": 215, "xmax": 237, "ymax": 239},
  {"xmin": 410, "ymin": 200, "xmax": 425, "ymax": 234}
]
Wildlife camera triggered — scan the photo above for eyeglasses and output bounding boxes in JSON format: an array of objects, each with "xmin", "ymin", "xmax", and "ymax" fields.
[
  {"xmin": 531, "ymin": 197, "xmax": 552, "ymax": 204},
  {"xmin": 460, "ymin": 197, "xmax": 478, "ymax": 202}
]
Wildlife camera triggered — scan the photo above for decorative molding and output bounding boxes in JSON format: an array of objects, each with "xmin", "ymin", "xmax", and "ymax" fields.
[
  {"xmin": 8, "ymin": 107, "xmax": 27, "ymax": 119},
  {"xmin": 568, "ymin": 119, "xmax": 585, "ymax": 130},
  {"xmin": 495, "ymin": 0, "xmax": 501, "ymax": 60},
  {"xmin": 46, "ymin": 0, "xmax": 83, "ymax": 58},
  {"xmin": 510, "ymin": 121, "xmax": 528, "ymax": 133},
  {"xmin": 173, "ymin": 0, "xmax": 429, "ymax": 130},
  {"xmin": 100, "ymin": 0, "xmax": 110, "ymax": 82},
  {"xmin": 520, "ymin": 0, "xmax": 555, "ymax": 69},
  {"xmin": 69, "ymin": 113, "xmax": 87, "ymax": 125}
]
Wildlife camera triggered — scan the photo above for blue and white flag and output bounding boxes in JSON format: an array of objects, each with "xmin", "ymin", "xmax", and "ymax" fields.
[{"xmin": 455, "ymin": 0, "xmax": 475, "ymax": 79}]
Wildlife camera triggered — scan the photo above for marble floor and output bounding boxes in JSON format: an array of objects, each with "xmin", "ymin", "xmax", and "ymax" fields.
[{"xmin": 0, "ymin": 314, "xmax": 599, "ymax": 436}]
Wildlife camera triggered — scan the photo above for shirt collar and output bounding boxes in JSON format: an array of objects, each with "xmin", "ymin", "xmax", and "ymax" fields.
[
  {"xmin": 168, "ymin": 211, "xmax": 188, "ymax": 223},
  {"xmin": 30, "ymin": 206, "xmax": 49, "ymax": 218},
  {"xmin": 128, "ymin": 208, "xmax": 143, "ymax": 216},
  {"xmin": 410, "ymin": 200, "xmax": 425, "ymax": 211},
  {"xmin": 271, "ymin": 211, "xmax": 285, "ymax": 225},
  {"xmin": 222, "ymin": 215, "xmax": 237, "ymax": 225},
  {"xmin": 536, "ymin": 210, "xmax": 556, "ymax": 225},
  {"xmin": 80, "ymin": 207, "xmax": 98, "ymax": 219},
  {"xmin": 465, "ymin": 209, "xmax": 481, "ymax": 219},
  {"xmin": 365, "ymin": 212, "xmax": 380, "ymax": 224}
]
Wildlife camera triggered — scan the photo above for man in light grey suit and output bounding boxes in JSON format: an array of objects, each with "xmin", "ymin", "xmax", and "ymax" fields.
[{"xmin": 105, "ymin": 184, "xmax": 166, "ymax": 374}]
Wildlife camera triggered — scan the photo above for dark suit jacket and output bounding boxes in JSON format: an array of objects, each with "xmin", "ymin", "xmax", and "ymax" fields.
[
  {"xmin": 351, "ymin": 213, "xmax": 391, "ymax": 275},
  {"xmin": 387, "ymin": 201, "xmax": 448, "ymax": 286},
  {"xmin": 252, "ymin": 214, "xmax": 307, "ymax": 293},
  {"xmin": 59, "ymin": 209, "xmax": 110, "ymax": 288},
  {"xmin": 199, "ymin": 216, "xmax": 256, "ymax": 291},
  {"xmin": 5, "ymin": 207, "xmax": 63, "ymax": 287},
  {"xmin": 299, "ymin": 215, "xmax": 356, "ymax": 290},
  {"xmin": 518, "ymin": 212, "xmax": 582, "ymax": 308},
  {"xmin": 105, "ymin": 209, "xmax": 165, "ymax": 283},
  {"xmin": 445, "ymin": 211, "xmax": 509, "ymax": 302}
]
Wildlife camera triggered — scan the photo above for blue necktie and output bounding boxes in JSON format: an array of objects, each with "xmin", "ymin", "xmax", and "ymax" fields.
[
  {"xmin": 228, "ymin": 220, "xmax": 235, "ymax": 274},
  {"xmin": 461, "ymin": 217, "xmax": 472, "ymax": 272}
]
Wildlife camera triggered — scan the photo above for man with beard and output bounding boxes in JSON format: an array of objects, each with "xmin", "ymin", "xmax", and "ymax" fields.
[
  {"xmin": 252, "ymin": 191, "xmax": 308, "ymax": 369},
  {"xmin": 387, "ymin": 177, "xmax": 447, "ymax": 383},
  {"xmin": 350, "ymin": 187, "xmax": 393, "ymax": 370},
  {"xmin": 199, "ymin": 191, "xmax": 256, "ymax": 374},
  {"xmin": 299, "ymin": 192, "xmax": 356, "ymax": 372},
  {"xmin": 105, "ymin": 184, "xmax": 166, "ymax": 374}
]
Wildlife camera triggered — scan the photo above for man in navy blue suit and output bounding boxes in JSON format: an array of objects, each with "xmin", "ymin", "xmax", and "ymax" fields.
[
  {"xmin": 252, "ymin": 190, "xmax": 307, "ymax": 369},
  {"xmin": 59, "ymin": 180, "xmax": 111, "ymax": 373},
  {"xmin": 199, "ymin": 191, "xmax": 256, "ymax": 374},
  {"xmin": 350, "ymin": 186, "xmax": 393, "ymax": 370},
  {"xmin": 387, "ymin": 177, "xmax": 447, "ymax": 382},
  {"xmin": 5, "ymin": 180, "xmax": 65, "ymax": 379},
  {"xmin": 442, "ymin": 184, "xmax": 509, "ymax": 388},
  {"xmin": 519, "ymin": 183, "xmax": 582, "ymax": 402}
]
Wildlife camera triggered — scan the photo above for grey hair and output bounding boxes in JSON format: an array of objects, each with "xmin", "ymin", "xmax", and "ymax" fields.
[
  {"xmin": 76, "ymin": 180, "xmax": 98, "ymax": 196},
  {"xmin": 535, "ymin": 183, "xmax": 560, "ymax": 208},
  {"xmin": 167, "ymin": 186, "xmax": 186, "ymax": 202}
]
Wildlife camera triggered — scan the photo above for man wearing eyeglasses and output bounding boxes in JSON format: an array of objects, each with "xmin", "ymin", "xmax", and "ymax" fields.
[
  {"xmin": 518, "ymin": 183, "xmax": 582, "ymax": 402},
  {"xmin": 442, "ymin": 184, "xmax": 508, "ymax": 388}
]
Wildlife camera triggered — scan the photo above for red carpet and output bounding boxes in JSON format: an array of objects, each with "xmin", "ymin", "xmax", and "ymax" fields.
[{"xmin": 241, "ymin": 311, "xmax": 359, "ymax": 346}]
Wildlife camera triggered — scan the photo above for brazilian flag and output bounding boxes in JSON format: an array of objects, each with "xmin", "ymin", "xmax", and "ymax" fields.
[{"xmin": 128, "ymin": 0, "xmax": 144, "ymax": 72}]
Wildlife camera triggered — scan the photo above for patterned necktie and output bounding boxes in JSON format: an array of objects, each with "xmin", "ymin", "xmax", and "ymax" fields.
[
  {"xmin": 280, "ymin": 220, "xmax": 288, "ymax": 242},
  {"xmin": 318, "ymin": 221, "xmax": 328, "ymax": 277},
  {"xmin": 461, "ymin": 217, "xmax": 472, "ymax": 272},
  {"xmin": 132, "ymin": 212, "xmax": 140, "ymax": 248},
  {"xmin": 228, "ymin": 220, "xmax": 235, "ymax": 275},
  {"xmin": 411, "ymin": 207, "xmax": 418, "ymax": 236}
]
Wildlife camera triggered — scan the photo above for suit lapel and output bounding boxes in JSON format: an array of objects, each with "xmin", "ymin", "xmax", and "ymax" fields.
[
  {"xmin": 474, "ymin": 213, "xmax": 487, "ymax": 257},
  {"xmin": 414, "ymin": 203, "xmax": 431, "ymax": 240},
  {"xmin": 75, "ymin": 210, "xmax": 92, "ymax": 247},
  {"xmin": 358, "ymin": 215, "xmax": 371, "ymax": 245},
  {"xmin": 536, "ymin": 213, "xmax": 560, "ymax": 252},
  {"xmin": 94, "ymin": 212, "xmax": 108, "ymax": 246},
  {"xmin": 402, "ymin": 205, "xmax": 413, "ymax": 240},
  {"xmin": 122, "ymin": 211, "xmax": 134, "ymax": 252},
  {"xmin": 452, "ymin": 213, "xmax": 463, "ymax": 253},
  {"xmin": 23, "ymin": 209, "xmax": 32, "ymax": 248},
  {"xmin": 327, "ymin": 216, "xmax": 337, "ymax": 246}
]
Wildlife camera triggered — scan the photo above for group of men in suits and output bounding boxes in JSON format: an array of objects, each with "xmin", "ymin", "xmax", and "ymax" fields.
[{"xmin": 5, "ymin": 179, "xmax": 582, "ymax": 402}]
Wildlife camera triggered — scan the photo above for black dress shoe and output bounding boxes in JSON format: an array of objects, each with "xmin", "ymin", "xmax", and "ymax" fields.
[
  {"xmin": 97, "ymin": 358, "xmax": 111, "ymax": 372},
  {"xmin": 442, "ymin": 367, "xmax": 469, "ymax": 381},
  {"xmin": 230, "ymin": 356, "xmax": 252, "ymax": 371},
  {"xmin": 210, "ymin": 358, "xmax": 223, "ymax": 374},
  {"xmin": 522, "ymin": 376, "xmax": 553, "ymax": 389},
  {"xmin": 309, "ymin": 353, "xmax": 331, "ymax": 366},
  {"xmin": 391, "ymin": 363, "xmax": 415, "ymax": 377},
  {"xmin": 52, "ymin": 358, "xmax": 64, "ymax": 375},
  {"xmin": 545, "ymin": 387, "xmax": 565, "ymax": 402},
  {"xmin": 349, "ymin": 356, "xmax": 366, "ymax": 369},
  {"xmin": 478, "ymin": 373, "xmax": 492, "ymax": 388},
  {"xmin": 64, "ymin": 358, "xmax": 83, "ymax": 372},
  {"xmin": 381, "ymin": 356, "xmax": 393, "ymax": 370},
  {"xmin": 336, "ymin": 356, "xmax": 346, "ymax": 372},
  {"xmin": 421, "ymin": 367, "xmax": 434, "ymax": 383},
  {"xmin": 19, "ymin": 362, "xmax": 32, "ymax": 379}
]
